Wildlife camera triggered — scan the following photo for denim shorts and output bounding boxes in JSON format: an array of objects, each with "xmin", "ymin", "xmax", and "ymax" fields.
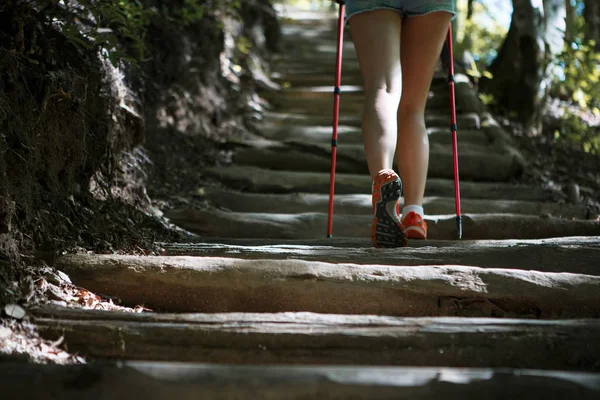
[{"xmin": 346, "ymin": 0, "xmax": 457, "ymax": 21}]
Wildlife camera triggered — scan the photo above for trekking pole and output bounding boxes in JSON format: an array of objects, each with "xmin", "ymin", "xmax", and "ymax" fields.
[
  {"xmin": 327, "ymin": 0, "xmax": 345, "ymax": 238},
  {"xmin": 444, "ymin": 24, "xmax": 463, "ymax": 239}
]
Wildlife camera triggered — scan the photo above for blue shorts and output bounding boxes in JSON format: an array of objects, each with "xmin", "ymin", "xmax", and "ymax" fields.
[{"xmin": 346, "ymin": 0, "xmax": 457, "ymax": 21}]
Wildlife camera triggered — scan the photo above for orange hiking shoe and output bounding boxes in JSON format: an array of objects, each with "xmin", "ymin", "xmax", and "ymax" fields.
[
  {"xmin": 371, "ymin": 169, "xmax": 407, "ymax": 248},
  {"xmin": 402, "ymin": 211, "xmax": 428, "ymax": 240}
]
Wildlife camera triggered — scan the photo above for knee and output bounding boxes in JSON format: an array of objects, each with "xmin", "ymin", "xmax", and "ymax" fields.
[
  {"xmin": 364, "ymin": 86, "xmax": 402, "ymax": 113},
  {"xmin": 398, "ymin": 102, "xmax": 426, "ymax": 123}
]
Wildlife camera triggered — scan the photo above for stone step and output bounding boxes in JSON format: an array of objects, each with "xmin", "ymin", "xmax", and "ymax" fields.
[
  {"xmin": 230, "ymin": 139, "xmax": 524, "ymax": 182},
  {"xmin": 275, "ymin": 72, "xmax": 364, "ymax": 88},
  {"xmin": 4, "ymin": 361, "xmax": 600, "ymax": 399},
  {"xmin": 275, "ymin": 68, "xmax": 452, "ymax": 89},
  {"xmin": 164, "ymin": 208, "xmax": 600, "ymax": 241},
  {"xmin": 204, "ymin": 166, "xmax": 554, "ymax": 201},
  {"xmin": 274, "ymin": 61, "xmax": 362, "ymax": 77},
  {"xmin": 33, "ymin": 306, "xmax": 600, "ymax": 372},
  {"xmin": 161, "ymin": 237, "xmax": 600, "ymax": 276},
  {"xmin": 280, "ymin": 22, "xmax": 339, "ymax": 38},
  {"xmin": 272, "ymin": 73, "xmax": 470, "ymax": 99},
  {"xmin": 200, "ymin": 188, "xmax": 590, "ymax": 219},
  {"xmin": 267, "ymin": 82, "xmax": 482, "ymax": 116},
  {"xmin": 54, "ymin": 254, "xmax": 600, "ymax": 317},
  {"xmin": 264, "ymin": 111, "xmax": 482, "ymax": 129},
  {"xmin": 233, "ymin": 136, "xmax": 506, "ymax": 160},
  {"xmin": 273, "ymin": 49, "xmax": 358, "ymax": 64},
  {"xmin": 259, "ymin": 124, "xmax": 491, "ymax": 147},
  {"xmin": 264, "ymin": 82, "xmax": 464, "ymax": 106}
]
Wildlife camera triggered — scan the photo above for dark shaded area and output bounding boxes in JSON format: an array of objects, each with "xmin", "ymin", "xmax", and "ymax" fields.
[
  {"xmin": 0, "ymin": 1, "xmax": 280, "ymax": 306},
  {"xmin": 2, "ymin": 362, "xmax": 600, "ymax": 400},
  {"xmin": 0, "ymin": 3, "xmax": 149, "ymax": 305},
  {"xmin": 141, "ymin": 0, "xmax": 280, "ymax": 204}
]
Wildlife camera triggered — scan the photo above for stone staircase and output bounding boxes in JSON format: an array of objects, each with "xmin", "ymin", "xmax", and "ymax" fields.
[{"xmin": 10, "ymin": 5, "xmax": 600, "ymax": 399}]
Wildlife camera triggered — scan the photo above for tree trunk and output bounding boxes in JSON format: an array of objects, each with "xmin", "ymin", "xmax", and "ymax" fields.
[
  {"xmin": 583, "ymin": 0, "xmax": 600, "ymax": 50},
  {"xmin": 565, "ymin": 0, "xmax": 575, "ymax": 43},
  {"xmin": 467, "ymin": 0, "xmax": 475, "ymax": 20},
  {"xmin": 479, "ymin": 0, "xmax": 566, "ymax": 134}
]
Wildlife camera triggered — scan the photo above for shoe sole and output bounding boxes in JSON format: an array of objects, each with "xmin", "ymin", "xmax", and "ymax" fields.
[{"xmin": 371, "ymin": 179, "xmax": 407, "ymax": 248}]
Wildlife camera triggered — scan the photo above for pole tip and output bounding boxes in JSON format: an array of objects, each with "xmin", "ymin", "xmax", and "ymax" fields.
[
  {"xmin": 456, "ymin": 216, "xmax": 463, "ymax": 240},
  {"xmin": 327, "ymin": 234, "xmax": 333, "ymax": 239}
]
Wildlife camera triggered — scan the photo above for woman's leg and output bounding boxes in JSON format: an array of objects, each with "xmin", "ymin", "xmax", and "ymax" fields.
[
  {"xmin": 397, "ymin": 12, "xmax": 452, "ymax": 207},
  {"xmin": 349, "ymin": 10, "xmax": 402, "ymax": 177},
  {"xmin": 349, "ymin": 10, "xmax": 406, "ymax": 247}
]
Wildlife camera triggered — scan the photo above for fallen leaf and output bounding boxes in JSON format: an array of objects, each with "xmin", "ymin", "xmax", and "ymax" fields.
[
  {"xmin": 0, "ymin": 326, "xmax": 11, "ymax": 339},
  {"xmin": 56, "ymin": 270, "xmax": 72, "ymax": 284}
]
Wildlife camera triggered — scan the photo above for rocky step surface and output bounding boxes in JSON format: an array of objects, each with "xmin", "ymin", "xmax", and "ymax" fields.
[
  {"xmin": 259, "ymin": 124, "xmax": 491, "ymax": 147},
  {"xmin": 229, "ymin": 139, "xmax": 524, "ymax": 181},
  {"xmin": 203, "ymin": 166, "xmax": 555, "ymax": 201},
  {"xmin": 160, "ymin": 237, "xmax": 600, "ymax": 274},
  {"xmin": 54, "ymin": 254, "xmax": 600, "ymax": 317},
  {"xmin": 4, "ymin": 362, "xmax": 600, "ymax": 399},
  {"xmin": 34, "ymin": 306, "xmax": 600, "ymax": 370},
  {"xmin": 265, "ymin": 81, "xmax": 482, "ymax": 115},
  {"xmin": 164, "ymin": 208, "xmax": 600, "ymax": 240},
  {"xmin": 262, "ymin": 110, "xmax": 483, "ymax": 129},
  {"xmin": 198, "ymin": 188, "xmax": 590, "ymax": 218}
]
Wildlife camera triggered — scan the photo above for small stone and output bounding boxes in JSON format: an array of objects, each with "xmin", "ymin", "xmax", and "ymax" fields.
[
  {"xmin": 565, "ymin": 182, "xmax": 581, "ymax": 204},
  {"xmin": 98, "ymin": 241, "xmax": 113, "ymax": 252},
  {"xmin": 4, "ymin": 304, "xmax": 26, "ymax": 320}
]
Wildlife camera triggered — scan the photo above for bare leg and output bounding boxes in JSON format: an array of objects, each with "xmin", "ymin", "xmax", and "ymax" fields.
[
  {"xmin": 349, "ymin": 10, "xmax": 402, "ymax": 177},
  {"xmin": 397, "ymin": 13, "xmax": 452, "ymax": 207}
]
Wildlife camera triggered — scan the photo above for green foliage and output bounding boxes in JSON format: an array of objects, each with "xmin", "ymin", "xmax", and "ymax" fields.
[
  {"xmin": 548, "ymin": 0, "xmax": 600, "ymax": 153},
  {"xmin": 551, "ymin": 41, "xmax": 600, "ymax": 111},
  {"xmin": 455, "ymin": 0, "xmax": 507, "ymax": 84},
  {"xmin": 477, "ymin": 92, "xmax": 495, "ymax": 106},
  {"xmin": 31, "ymin": 0, "xmax": 242, "ymax": 67},
  {"xmin": 40, "ymin": 0, "xmax": 156, "ymax": 66},
  {"xmin": 553, "ymin": 113, "xmax": 600, "ymax": 154}
]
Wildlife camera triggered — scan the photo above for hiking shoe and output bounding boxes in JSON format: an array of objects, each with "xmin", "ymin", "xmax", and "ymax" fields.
[
  {"xmin": 402, "ymin": 211, "xmax": 428, "ymax": 240},
  {"xmin": 371, "ymin": 169, "xmax": 407, "ymax": 248}
]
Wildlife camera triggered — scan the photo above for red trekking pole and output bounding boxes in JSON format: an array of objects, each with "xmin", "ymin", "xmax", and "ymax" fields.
[
  {"xmin": 443, "ymin": 25, "xmax": 463, "ymax": 239},
  {"xmin": 327, "ymin": 0, "xmax": 345, "ymax": 238}
]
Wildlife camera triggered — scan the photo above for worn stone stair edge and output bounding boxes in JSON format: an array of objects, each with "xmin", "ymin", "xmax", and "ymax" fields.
[
  {"xmin": 228, "ymin": 138, "xmax": 520, "ymax": 180},
  {"xmin": 204, "ymin": 166, "xmax": 554, "ymax": 201},
  {"xmin": 230, "ymin": 145, "xmax": 523, "ymax": 182},
  {"xmin": 263, "ymin": 111, "xmax": 482, "ymax": 130},
  {"xmin": 54, "ymin": 254, "xmax": 600, "ymax": 317},
  {"xmin": 3, "ymin": 362, "xmax": 600, "ymax": 399},
  {"xmin": 258, "ymin": 125, "xmax": 491, "ymax": 147},
  {"xmin": 54, "ymin": 254, "xmax": 600, "ymax": 295},
  {"xmin": 164, "ymin": 208, "xmax": 600, "ymax": 241},
  {"xmin": 229, "ymin": 141, "xmax": 521, "ymax": 182},
  {"xmin": 31, "ymin": 306, "xmax": 600, "ymax": 370},
  {"xmin": 32, "ymin": 305, "xmax": 600, "ymax": 328},
  {"xmin": 160, "ymin": 235, "xmax": 600, "ymax": 249},
  {"xmin": 157, "ymin": 237, "xmax": 600, "ymax": 275},
  {"xmin": 198, "ymin": 188, "xmax": 590, "ymax": 218}
]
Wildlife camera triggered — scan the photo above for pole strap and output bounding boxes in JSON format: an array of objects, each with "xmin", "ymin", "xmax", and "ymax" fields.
[
  {"xmin": 448, "ymin": 74, "xmax": 455, "ymax": 83},
  {"xmin": 333, "ymin": 86, "xmax": 341, "ymax": 95},
  {"xmin": 331, "ymin": 139, "xmax": 338, "ymax": 147},
  {"xmin": 451, "ymin": 123, "xmax": 457, "ymax": 131}
]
